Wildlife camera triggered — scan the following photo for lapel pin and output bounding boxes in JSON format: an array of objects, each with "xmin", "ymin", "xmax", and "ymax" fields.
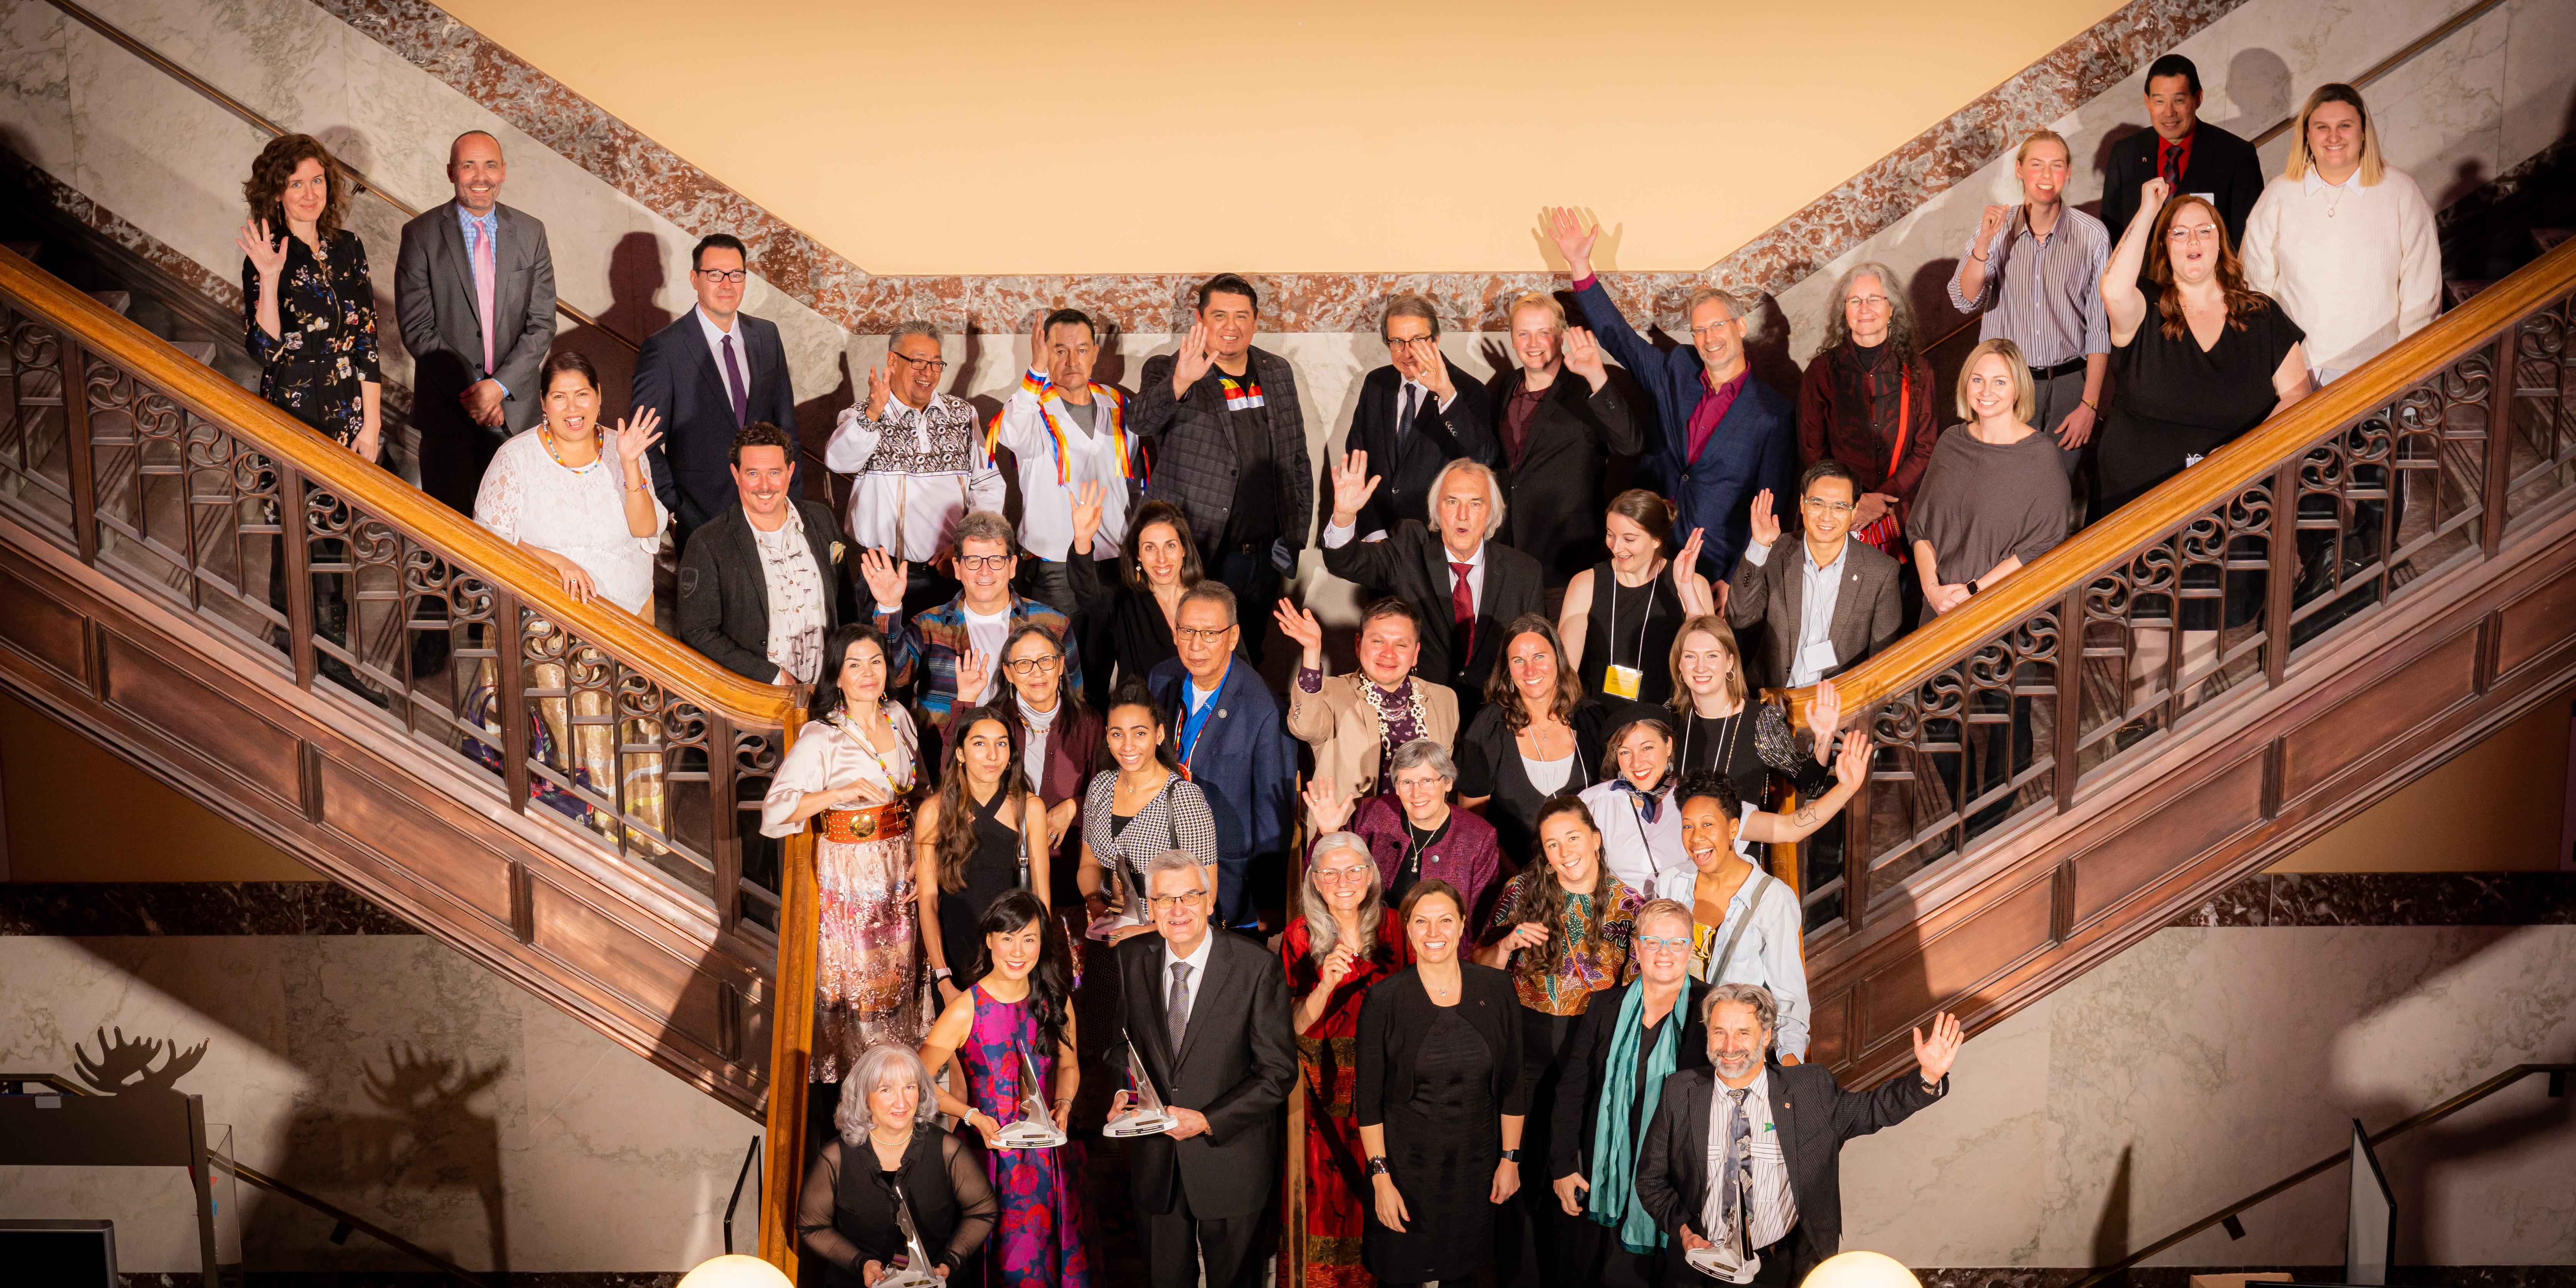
[{"xmin": 1219, "ymin": 709, "xmax": 1229, "ymax": 718}]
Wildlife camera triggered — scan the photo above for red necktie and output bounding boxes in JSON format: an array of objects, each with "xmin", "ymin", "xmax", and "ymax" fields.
[{"xmin": 1451, "ymin": 561, "xmax": 1475, "ymax": 661}]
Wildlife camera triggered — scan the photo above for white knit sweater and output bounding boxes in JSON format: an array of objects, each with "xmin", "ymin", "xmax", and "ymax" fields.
[{"xmin": 2239, "ymin": 168, "xmax": 2441, "ymax": 377}]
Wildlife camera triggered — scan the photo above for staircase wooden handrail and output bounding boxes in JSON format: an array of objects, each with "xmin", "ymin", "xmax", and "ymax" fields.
[
  {"xmin": 1781, "ymin": 232, "xmax": 2576, "ymax": 725},
  {"xmin": 0, "ymin": 244, "xmax": 791, "ymax": 728}
]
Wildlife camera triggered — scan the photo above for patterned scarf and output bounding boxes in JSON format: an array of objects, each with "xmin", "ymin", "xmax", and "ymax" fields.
[
  {"xmin": 1586, "ymin": 981, "xmax": 1680, "ymax": 1252},
  {"xmin": 1612, "ymin": 772, "xmax": 1671, "ymax": 824}
]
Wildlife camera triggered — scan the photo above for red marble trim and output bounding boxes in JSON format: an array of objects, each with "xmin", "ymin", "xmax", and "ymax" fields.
[{"xmin": 313, "ymin": 0, "xmax": 2243, "ymax": 333}]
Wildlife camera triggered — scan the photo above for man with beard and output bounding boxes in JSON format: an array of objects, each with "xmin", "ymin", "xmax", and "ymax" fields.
[{"xmin": 676, "ymin": 422, "xmax": 843, "ymax": 685}]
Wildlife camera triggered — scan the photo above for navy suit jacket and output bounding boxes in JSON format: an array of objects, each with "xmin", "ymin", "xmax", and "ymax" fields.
[
  {"xmin": 1572, "ymin": 278, "xmax": 1797, "ymax": 580},
  {"xmin": 1146, "ymin": 657, "xmax": 1295, "ymax": 871},
  {"xmin": 633, "ymin": 309, "xmax": 800, "ymax": 536}
]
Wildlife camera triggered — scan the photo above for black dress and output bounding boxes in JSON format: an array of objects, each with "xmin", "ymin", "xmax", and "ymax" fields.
[
  {"xmin": 241, "ymin": 227, "xmax": 382, "ymax": 451},
  {"xmin": 1360, "ymin": 966, "xmax": 1525, "ymax": 1285},
  {"xmin": 797, "ymin": 1126, "xmax": 999, "ymax": 1288},
  {"xmin": 1578, "ymin": 560, "xmax": 1685, "ymax": 706},
  {"xmin": 1455, "ymin": 700, "xmax": 1610, "ymax": 865},
  {"xmin": 1671, "ymin": 703, "xmax": 1833, "ymax": 810},
  {"xmin": 937, "ymin": 786, "xmax": 1024, "ymax": 981},
  {"xmin": 2097, "ymin": 296, "xmax": 2305, "ymax": 515}
]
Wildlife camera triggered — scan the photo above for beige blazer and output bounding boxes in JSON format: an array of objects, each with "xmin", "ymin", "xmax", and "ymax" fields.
[{"xmin": 1287, "ymin": 671, "xmax": 1460, "ymax": 795}]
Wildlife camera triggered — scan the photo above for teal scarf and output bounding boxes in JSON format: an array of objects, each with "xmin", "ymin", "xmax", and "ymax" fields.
[{"xmin": 1585, "ymin": 981, "xmax": 1680, "ymax": 1253}]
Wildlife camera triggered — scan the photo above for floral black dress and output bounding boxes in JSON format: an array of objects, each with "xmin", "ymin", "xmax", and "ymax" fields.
[{"xmin": 242, "ymin": 227, "xmax": 381, "ymax": 450}]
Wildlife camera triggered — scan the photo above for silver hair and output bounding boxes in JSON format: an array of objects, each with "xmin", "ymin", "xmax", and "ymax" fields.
[
  {"xmin": 1144, "ymin": 848, "xmax": 1210, "ymax": 891},
  {"xmin": 1176, "ymin": 581, "xmax": 1237, "ymax": 628},
  {"xmin": 888, "ymin": 319, "xmax": 942, "ymax": 353},
  {"xmin": 1703, "ymin": 982, "xmax": 1780, "ymax": 1038},
  {"xmin": 1820, "ymin": 260, "xmax": 1920, "ymax": 364},
  {"xmin": 1425, "ymin": 458, "xmax": 1507, "ymax": 540},
  {"xmin": 1388, "ymin": 737, "xmax": 1458, "ymax": 783},
  {"xmin": 1300, "ymin": 831, "xmax": 1383, "ymax": 963},
  {"xmin": 838, "ymin": 1043, "xmax": 936, "ymax": 1142},
  {"xmin": 1683, "ymin": 285, "xmax": 1753, "ymax": 331}
]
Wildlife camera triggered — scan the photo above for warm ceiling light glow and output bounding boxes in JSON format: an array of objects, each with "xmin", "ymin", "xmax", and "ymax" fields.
[
  {"xmin": 1801, "ymin": 1250, "xmax": 1923, "ymax": 1288},
  {"xmin": 677, "ymin": 1255, "xmax": 794, "ymax": 1288}
]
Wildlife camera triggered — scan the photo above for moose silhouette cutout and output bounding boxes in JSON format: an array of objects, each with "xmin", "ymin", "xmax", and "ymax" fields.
[{"xmin": 72, "ymin": 1025, "xmax": 208, "ymax": 1098}]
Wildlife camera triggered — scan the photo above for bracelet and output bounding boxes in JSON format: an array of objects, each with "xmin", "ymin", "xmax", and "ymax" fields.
[
  {"xmin": 1966, "ymin": 579, "xmax": 1981, "ymax": 595},
  {"xmin": 933, "ymin": 966, "xmax": 953, "ymax": 981},
  {"xmin": 1366, "ymin": 1156, "xmax": 1391, "ymax": 1177},
  {"xmin": 1499, "ymin": 1148, "xmax": 1523, "ymax": 1163}
]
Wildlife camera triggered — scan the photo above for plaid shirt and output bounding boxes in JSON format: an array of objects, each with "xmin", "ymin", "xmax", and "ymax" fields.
[{"xmin": 876, "ymin": 594, "xmax": 1079, "ymax": 733}]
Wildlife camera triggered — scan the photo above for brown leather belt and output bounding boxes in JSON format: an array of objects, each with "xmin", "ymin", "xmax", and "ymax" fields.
[{"xmin": 820, "ymin": 800, "xmax": 910, "ymax": 842}]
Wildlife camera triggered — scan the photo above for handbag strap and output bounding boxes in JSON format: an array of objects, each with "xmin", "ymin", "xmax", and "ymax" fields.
[{"xmin": 1708, "ymin": 871, "xmax": 1778, "ymax": 983}]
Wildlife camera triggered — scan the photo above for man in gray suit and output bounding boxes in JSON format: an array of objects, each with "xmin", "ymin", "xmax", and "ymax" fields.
[
  {"xmin": 395, "ymin": 130, "xmax": 558, "ymax": 512},
  {"xmin": 1726, "ymin": 460, "xmax": 1903, "ymax": 690}
]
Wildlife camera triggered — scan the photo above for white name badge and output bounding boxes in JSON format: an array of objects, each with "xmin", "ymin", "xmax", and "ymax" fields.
[{"xmin": 1798, "ymin": 640, "xmax": 1839, "ymax": 677}]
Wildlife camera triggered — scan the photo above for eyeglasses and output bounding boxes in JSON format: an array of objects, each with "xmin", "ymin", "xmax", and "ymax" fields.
[
  {"xmin": 1636, "ymin": 934, "xmax": 1692, "ymax": 953},
  {"xmin": 1387, "ymin": 335, "xmax": 1439, "ymax": 349},
  {"xmin": 1842, "ymin": 294, "xmax": 1890, "ymax": 311},
  {"xmin": 1173, "ymin": 625, "xmax": 1232, "ymax": 643},
  {"xmin": 2166, "ymin": 225, "xmax": 2222, "ymax": 243},
  {"xmin": 953, "ymin": 554, "xmax": 1014, "ymax": 571},
  {"xmin": 1801, "ymin": 496, "xmax": 1856, "ymax": 515},
  {"xmin": 890, "ymin": 350, "xmax": 949, "ymax": 373},
  {"xmin": 1311, "ymin": 865, "xmax": 1373, "ymax": 885},
  {"xmin": 696, "ymin": 269, "xmax": 748, "ymax": 284},
  {"xmin": 1144, "ymin": 891, "xmax": 1207, "ymax": 910},
  {"xmin": 1005, "ymin": 654, "xmax": 1061, "ymax": 676},
  {"xmin": 1688, "ymin": 320, "xmax": 1737, "ymax": 337}
]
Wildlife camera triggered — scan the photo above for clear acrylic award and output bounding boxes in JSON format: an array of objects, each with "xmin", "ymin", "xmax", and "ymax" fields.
[
  {"xmin": 986, "ymin": 1050, "xmax": 1067, "ymax": 1150},
  {"xmin": 1683, "ymin": 1201, "xmax": 1760, "ymax": 1284},
  {"xmin": 1103, "ymin": 1038, "xmax": 1177, "ymax": 1138},
  {"xmin": 876, "ymin": 1183, "xmax": 943, "ymax": 1288}
]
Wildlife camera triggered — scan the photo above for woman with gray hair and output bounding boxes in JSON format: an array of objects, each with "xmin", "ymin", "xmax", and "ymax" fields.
[
  {"xmin": 1276, "ymin": 825, "xmax": 1413, "ymax": 1285},
  {"xmin": 798, "ymin": 1042, "xmax": 999, "ymax": 1286},
  {"xmin": 1306, "ymin": 737, "xmax": 1505, "ymax": 924},
  {"xmin": 1797, "ymin": 261, "xmax": 1939, "ymax": 566}
]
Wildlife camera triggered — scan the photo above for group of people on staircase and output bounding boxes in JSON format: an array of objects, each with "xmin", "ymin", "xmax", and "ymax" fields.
[{"xmin": 224, "ymin": 45, "xmax": 2445, "ymax": 1288}]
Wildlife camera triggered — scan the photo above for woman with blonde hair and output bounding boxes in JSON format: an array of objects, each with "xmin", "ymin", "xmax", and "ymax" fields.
[
  {"xmin": 2239, "ymin": 83, "xmax": 2438, "ymax": 383},
  {"xmin": 1661, "ymin": 615, "xmax": 1839, "ymax": 805},
  {"xmin": 1909, "ymin": 340, "xmax": 2070, "ymax": 616}
]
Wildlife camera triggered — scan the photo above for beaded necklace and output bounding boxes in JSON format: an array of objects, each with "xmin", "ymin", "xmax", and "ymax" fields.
[
  {"xmin": 540, "ymin": 426, "xmax": 603, "ymax": 473},
  {"xmin": 1357, "ymin": 675, "xmax": 1429, "ymax": 760},
  {"xmin": 829, "ymin": 703, "xmax": 915, "ymax": 794}
]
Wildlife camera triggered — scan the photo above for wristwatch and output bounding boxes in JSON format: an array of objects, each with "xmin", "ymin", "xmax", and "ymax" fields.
[
  {"xmin": 933, "ymin": 966, "xmax": 954, "ymax": 981},
  {"xmin": 1965, "ymin": 578, "xmax": 1981, "ymax": 595},
  {"xmin": 1366, "ymin": 1156, "xmax": 1391, "ymax": 1177},
  {"xmin": 1499, "ymin": 1148, "xmax": 1524, "ymax": 1163}
]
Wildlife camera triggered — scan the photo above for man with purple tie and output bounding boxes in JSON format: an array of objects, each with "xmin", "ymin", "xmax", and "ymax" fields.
[{"xmin": 634, "ymin": 233, "xmax": 802, "ymax": 546}]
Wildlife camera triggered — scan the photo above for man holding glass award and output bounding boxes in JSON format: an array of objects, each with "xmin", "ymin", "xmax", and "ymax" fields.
[
  {"xmin": 1635, "ymin": 983, "xmax": 1964, "ymax": 1284},
  {"xmin": 1110, "ymin": 849, "xmax": 1297, "ymax": 1288}
]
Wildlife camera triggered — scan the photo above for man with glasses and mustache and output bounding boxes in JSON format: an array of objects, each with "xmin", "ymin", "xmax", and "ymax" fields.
[
  {"xmin": 634, "ymin": 233, "xmax": 801, "ymax": 547},
  {"xmin": 859, "ymin": 510, "xmax": 1075, "ymax": 738},
  {"xmin": 1725, "ymin": 460, "xmax": 1902, "ymax": 691},
  {"xmin": 1110, "ymin": 848, "xmax": 1296, "ymax": 1288},
  {"xmin": 1636, "ymin": 985, "xmax": 1964, "ymax": 1285},
  {"xmin": 1338, "ymin": 292, "xmax": 1496, "ymax": 543},
  {"xmin": 828, "ymin": 320, "xmax": 1006, "ymax": 619},
  {"xmin": 1147, "ymin": 582, "xmax": 1295, "ymax": 930}
]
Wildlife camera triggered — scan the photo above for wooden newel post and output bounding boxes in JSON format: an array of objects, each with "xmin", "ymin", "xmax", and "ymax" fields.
[{"xmin": 761, "ymin": 708, "xmax": 815, "ymax": 1275}]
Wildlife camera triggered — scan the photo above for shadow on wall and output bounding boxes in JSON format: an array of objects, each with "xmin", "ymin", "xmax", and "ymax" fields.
[
  {"xmin": 259, "ymin": 1042, "xmax": 510, "ymax": 1273},
  {"xmin": 552, "ymin": 230, "xmax": 673, "ymax": 431},
  {"xmin": 2217, "ymin": 48, "xmax": 2296, "ymax": 140}
]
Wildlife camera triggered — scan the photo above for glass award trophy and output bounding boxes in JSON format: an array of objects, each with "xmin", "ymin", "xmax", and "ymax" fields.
[
  {"xmin": 986, "ymin": 1050, "xmax": 1068, "ymax": 1150},
  {"xmin": 1683, "ymin": 1202, "xmax": 1760, "ymax": 1284},
  {"xmin": 1103, "ymin": 1038, "xmax": 1177, "ymax": 1138},
  {"xmin": 876, "ymin": 1183, "xmax": 943, "ymax": 1288}
]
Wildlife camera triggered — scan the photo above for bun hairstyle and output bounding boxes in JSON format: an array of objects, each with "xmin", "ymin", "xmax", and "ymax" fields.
[{"xmin": 1605, "ymin": 488, "xmax": 1677, "ymax": 556}]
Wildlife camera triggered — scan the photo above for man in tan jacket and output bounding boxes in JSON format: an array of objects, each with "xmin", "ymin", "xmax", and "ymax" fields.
[{"xmin": 1273, "ymin": 596, "xmax": 1459, "ymax": 796}]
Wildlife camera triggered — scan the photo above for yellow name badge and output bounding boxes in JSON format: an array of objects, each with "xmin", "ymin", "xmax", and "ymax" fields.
[{"xmin": 1604, "ymin": 663, "xmax": 1645, "ymax": 700}]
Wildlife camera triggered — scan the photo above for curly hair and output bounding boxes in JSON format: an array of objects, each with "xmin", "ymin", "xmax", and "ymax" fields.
[{"xmin": 242, "ymin": 134, "xmax": 348, "ymax": 243}]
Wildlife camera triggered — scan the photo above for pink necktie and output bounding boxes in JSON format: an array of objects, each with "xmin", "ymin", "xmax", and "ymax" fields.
[{"xmin": 471, "ymin": 218, "xmax": 497, "ymax": 378}]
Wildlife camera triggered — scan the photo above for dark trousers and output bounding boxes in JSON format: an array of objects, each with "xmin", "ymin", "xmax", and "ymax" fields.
[
  {"xmin": 418, "ymin": 417, "xmax": 502, "ymax": 515},
  {"xmin": 1140, "ymin": 1190, "xmax": 1273, "ymax": 1288},
  {"xmin": 1207, "ymin": 542, "xmax": 1283, "ymax": 664}
]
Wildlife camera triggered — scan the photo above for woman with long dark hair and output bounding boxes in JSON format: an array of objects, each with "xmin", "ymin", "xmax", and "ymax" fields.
[
  {"xmin": 237, "ymin": 133, "xmax": 380, "ymax": 456},
  {"xmin": 764, "ymin": 623, "xmax": 927, "ymax": 1077},
  {"xmin": 994, "ymin": 623, "xmax": 1100, "ymax": 918},
  {"xmin": 1064, "ymin": 498, "xmax": 1215, "ymax": 707},
  {"xmin": 918, "ymin": 889, "xmax": 1092, "ymax": 1287},
  {"xmin": 913, "ymin": 703, "xmax": 1048, "ymax": 1005},
  {"xmin": 1456, "ymin": 614, "xmax": 1610, "ymax": 864}
]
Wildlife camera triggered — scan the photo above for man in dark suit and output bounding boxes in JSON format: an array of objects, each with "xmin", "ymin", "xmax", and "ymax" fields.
[
  {"xmin": 2102, "ymin": 53, "xmax": 2267, "ymax": 248},
  {"xmin": 1637, "ymin": 985, "xmax": 1963, "ymax": 1285},
  {"xmin": 1549, "ymin": 209, "xmax": 1795, "ymax": 596},
  {"xmin": 1725, "ymin": 460, "xmax": 1903, "ymax": 691},
  {"xmin": 1135, "ymin": 273, "xmax": 1314, "ymax": 662},
  {"xmin": 1108, "ymin": 848, "xmax": 1297, "ymax": 1288},
  {"xmin": 394, "ymin": 130, "xmax": 558, "ymax": 512},
  {"xmin": 1146, "ymin": 583, "xmax": 1296, "ymax": 930},
  {"xmin": 1339, "ymin": 292, "xmax": 1495, "ymax": 540},
  {"xmin": 634, "ymin": 233, "xmax": 800, "ymax": 544},
  {"xmin": 1318, "ymin": 454, "xmax": 1543, "ymax": 720},
  {"xmin": 1488, "ymin": 290, "xmax": 1645, "ymax": 588},
  {"xmin": 677, "ymin": 423, "xmax": 843, "ymax": 685}
]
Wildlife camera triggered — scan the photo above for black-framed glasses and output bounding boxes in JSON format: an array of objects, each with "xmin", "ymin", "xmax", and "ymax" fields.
[
  {"xmin": 696, "ymin": 268, "xmax": 748, "ymax": 284},
  {"xmin": 1005, "ymin": 654, "xmax": 1062, "ymax": 676},
  {"xmin": 954, "ymin": 554, "xmax": 1014, "ymax": 571},
  {"xmin": 890, "ymin": 351, "xmax": 949, "ymax": 373}
]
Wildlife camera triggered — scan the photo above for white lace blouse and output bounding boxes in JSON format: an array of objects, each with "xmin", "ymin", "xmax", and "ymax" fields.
[{"xmin": 472, "ymin": 428, "xmax": 667, "ymax": 615}]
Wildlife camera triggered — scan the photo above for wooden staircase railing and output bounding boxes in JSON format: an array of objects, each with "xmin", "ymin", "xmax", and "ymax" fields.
[{"xmin": 1768, "ymin": 235, "xmax": 2576, "ymax": 1087}]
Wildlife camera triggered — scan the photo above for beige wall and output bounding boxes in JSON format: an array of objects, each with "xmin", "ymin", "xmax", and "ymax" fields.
[
  {"xmin": 1, "ymin": 691, "xmax": 317, "ymax": 881},
  {"xmin": 435, "ymin": 0, "xmax": 2124, "ymax": 275},
  {"xmin": 2268, "ymin": 685, "xmax": 2574, "ymax": 873}
]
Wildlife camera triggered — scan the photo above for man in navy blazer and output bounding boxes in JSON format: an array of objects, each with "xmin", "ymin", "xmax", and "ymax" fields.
[
  {"xmin": 1146, "ymin": 582, "xmax": 1296, "ymax": 931},
  {"xmin": 1548, "ymin": 208, "xmax": 1796, "ymax": 592},
  {"xmin": 634, "ymin": 233, "xmax": 800, "ymax": 543}
]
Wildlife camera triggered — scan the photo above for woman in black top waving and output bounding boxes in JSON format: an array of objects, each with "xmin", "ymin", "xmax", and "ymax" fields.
[{"xmin": 237, "ymin": 134, "xmax": 382, "ymax": 458}]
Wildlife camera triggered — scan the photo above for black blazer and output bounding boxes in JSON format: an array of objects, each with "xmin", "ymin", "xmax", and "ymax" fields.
[
  {"xmin": 1355, "ymin": 963, "xmax": 1527, "ymax": 1130},
  {"xmin": 1318, "ymin": 521, "xmax": 1544, "ymax": 718},
  {"xmin": 1115, "ymin": 928, "xmax": 1298, "ymax": 1219},
  {"xmin": 1485, "ymin": 366, "xmax": 1645, "ymax": 587},
  {"xmin": 1545, "ymin": 978, "xmax": 1712, "ymax": 1180},
  {"xmin": 1342, "ymin": 362, "xmax": 1497, "ymax": 541},
  {"xmin": 676, "ymin": 499, "xmax": 844, "ymax": 682},
  {"xmin": 1634, "ymin": 1061, "xmax": 1946, "ymax": 1277},
  {"xmin": 2101, "ymin": 121, "xmax": 2267, "ymax": 247},
  {"xmin": 634, "ymin": 309, "xmax": 801, "ymax": 537}
]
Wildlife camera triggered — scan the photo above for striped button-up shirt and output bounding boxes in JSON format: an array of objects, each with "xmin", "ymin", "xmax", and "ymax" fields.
[
  {"xmin": 1948, "ymin": 204, "xmax": 2112, "ymax": 368},
  {"xmin": 1703, "ymin": 1068, "xmax": 1799, "ymax": 1250}
]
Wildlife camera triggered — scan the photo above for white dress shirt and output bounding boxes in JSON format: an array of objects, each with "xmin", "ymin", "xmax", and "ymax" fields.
[
  {"xmin": 1744, "ymin": 535, "xmax": 1850, "ymax": 686},
  {"xmin": 1317, "ymin": 522, "xmax": 1490, "ymax": 620},
  {"xmin": 1702, "ymin": 1068, "xmax": 1799, "ymax": 1250},
  {"xmin": 1579, "ymin": 779, "xmax": 1679, "ymax": 899},
  {"xmin": 695, "ymin": 305, "xmax": 748, "ymax": 403},
  {"xmin": 1157, "ymin": 929, "xmax": 1216, "ymax": 1010}
]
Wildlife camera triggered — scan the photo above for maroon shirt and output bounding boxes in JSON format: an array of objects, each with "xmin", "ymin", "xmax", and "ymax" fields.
[{"xmin": 1686, "ymin": 366, "xmax": 1749, "ymax": 464}]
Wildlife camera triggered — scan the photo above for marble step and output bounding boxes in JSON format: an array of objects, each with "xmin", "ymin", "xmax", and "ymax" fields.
[{"xmin": 87, "ymin": 289, "xmax": 130, "ymax": 316}]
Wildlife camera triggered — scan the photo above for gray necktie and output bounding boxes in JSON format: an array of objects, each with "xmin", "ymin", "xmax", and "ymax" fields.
[
  {"xmin": 1721, "ymin": 1087, "xmax": 1752, "ymax": 1250},
  {"xmin": 1166, "ymin": 961, "xmax": 1193, "ymax": 1050}
]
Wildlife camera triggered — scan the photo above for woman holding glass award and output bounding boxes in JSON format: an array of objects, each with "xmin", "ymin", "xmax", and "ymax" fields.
[
  {"xmin": 797, "ymin": 1043, "xmax": 998, "ymax": 1286},
  {"xmin": 918, "ymin": 889, "xmax": 1093, "ymax": 1287},
  {"xmin": 1077, "ymin": 680, "xmax": 1219, "ymax": 941}
]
